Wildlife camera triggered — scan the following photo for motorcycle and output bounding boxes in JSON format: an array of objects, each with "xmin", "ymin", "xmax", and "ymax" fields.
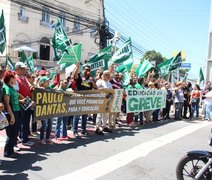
[{"xmin": 176, "ymin": 133, "xmax": 212, "ymax": 180}]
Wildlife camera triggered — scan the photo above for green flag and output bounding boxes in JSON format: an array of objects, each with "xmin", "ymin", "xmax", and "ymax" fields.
[
  {"xmin": 57, "ymin": 43, "xmax": 82, "ymax": 65},
  {"xmin": 5, "ymin": 55, "xmax": 15, "ymax": 71},
  {"xmin": 88, "ymin": 45, "xmax": 113, "ymax": 63},
  {"xmin": 85, "ymin": 45, "xmax": 113, "ymax": 76},
  {"xmin": 51, "ymin": 18, "xmax": 71, "ymax": 60},
  {"xmin": 0, "ymin": 10, "xmax": 6, "ymax": 54},
  {"xmin": 26, "ymin": 54, "xmax": 34, "ymax": 73},
  {"xmin": 199, "ymin": 67, "xmax": 205, "ymax": 84},
  {"xmin": 157, "ymin": 57, "xmax": 173, "ymax": 77},
  {"xmin": 169, "ymin": 51, "xmax": 182, "ymax": 71},
  {"xmin": 19, "ymin": 51, "xmax": 27, "ymax": 63},
  {"xmin": 108, "ymin": 38, "xmax": 132, "ymax": 66},
  {"xmin": 122, "ymin": 69, "xmax": 131, "ymax": 87},
  {"xmin": 135, "ymin": 59, "xmax": 153, "ymax": 77},
  {"xmin": 116, "ymin": 61, "xmax": 133, "ymax": 73}
]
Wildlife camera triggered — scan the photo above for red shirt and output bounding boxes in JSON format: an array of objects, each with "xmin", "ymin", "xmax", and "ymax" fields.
[{"xmin": 16, "ymin": 76, "xmax": 31, "ymax": 98}]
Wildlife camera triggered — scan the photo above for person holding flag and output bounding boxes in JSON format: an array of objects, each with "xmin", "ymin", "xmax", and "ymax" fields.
[{"xmin": 72, "ymin": 63, "xmax": 97, "ymax": 138}]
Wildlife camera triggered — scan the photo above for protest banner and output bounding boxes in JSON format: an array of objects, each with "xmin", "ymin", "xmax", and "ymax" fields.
[
  {"xmin": 34, "ymin": 88, "xmax": 123, "ymax": 120},
  {"xmin": 126, "ymin": 89, "xmax": 166, "ymax": 113}
]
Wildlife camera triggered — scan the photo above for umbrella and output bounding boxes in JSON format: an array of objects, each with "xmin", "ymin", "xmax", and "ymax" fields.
[{"xmin": 14, "ymin": 45, "xmax": 37, "ymax": 52}]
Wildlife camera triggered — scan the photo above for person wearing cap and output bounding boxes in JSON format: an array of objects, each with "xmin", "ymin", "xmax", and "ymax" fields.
[
  {"xmin": 72, "ymin": 63, "xmax": 97, "ymax": 137},
  {"xmin": 39, "ymin": 69, "xmax": 46, "ymax": 77},
  {"xmin": 38, "ymin": 76, "xmax": 53, "ymax": 145},
  {"xmin": 15, "ymin": 62, "xmax": 34, "ymax": 147}
]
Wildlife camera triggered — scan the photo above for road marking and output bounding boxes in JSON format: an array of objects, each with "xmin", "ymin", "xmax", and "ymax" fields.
[{"xmin": 54, "ymin": 122, "xmax": 210, "ymax": 180}]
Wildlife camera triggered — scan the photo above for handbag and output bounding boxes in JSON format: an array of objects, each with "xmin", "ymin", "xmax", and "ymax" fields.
[{"xmin": 0, "ymin": 111, "xmax": 9, "ymax": 130}]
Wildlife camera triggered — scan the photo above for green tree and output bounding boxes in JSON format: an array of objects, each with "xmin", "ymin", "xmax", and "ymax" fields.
[
  {"xmin": 179, "ymin": 69, "xmax": 190, "ymax": 78},
  {"xmin": 141, "ymin": 50, "xmax": 164, "ymax": 67}
]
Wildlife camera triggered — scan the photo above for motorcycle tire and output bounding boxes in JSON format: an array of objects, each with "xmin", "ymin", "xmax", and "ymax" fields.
[{"xmin": 176, "ymin": 154, "xmax": 209, "ymax": 180}]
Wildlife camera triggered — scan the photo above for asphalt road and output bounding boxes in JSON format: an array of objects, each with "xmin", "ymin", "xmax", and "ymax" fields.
[{"xmin": 0, "ymin": 118, "xmax": 211, "ymax": 180}]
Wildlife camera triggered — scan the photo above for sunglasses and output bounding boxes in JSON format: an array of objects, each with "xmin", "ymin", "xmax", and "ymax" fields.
[{"xmin": 84, "ymin": 69, "xmax": 90, "ymax": 71}]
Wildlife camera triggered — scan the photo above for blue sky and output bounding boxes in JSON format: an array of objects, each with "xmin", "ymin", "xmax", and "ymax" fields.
[{"xmin": 104, "ymin": 0, "xmax": 211, "ymax": 79}]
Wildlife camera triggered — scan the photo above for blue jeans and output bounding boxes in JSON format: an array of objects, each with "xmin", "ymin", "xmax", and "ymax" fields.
[
  {"xmin": 191, "ymin": 99, "xmax": 200, "ymax": 118},
  {"xmin": 21, "ymin": 108, "xmax": 31, "ymax": 143},
  {"xmin": 72, "ymin": 115, "xmax": 87, "ymax": 133},
  {"xmin": 153, "ymin": 109, "xmax": 160, "ymax": 121},
  {"xmin": 31, "ymin": 109, "xmax": 37, "ymax": 133},
  {"xmin": 205, "ymin": 104, "xmax": 212, "ymax": 120},
  {"xmin": 40, "ymin": 119, "xmax": 52, "ymax": 140},
  {"xmin": 55, "ymin": 116, "xmax": 67, "ymax": 138},
  {"xmin": 175, "ymin": 102, "xmax": 183, "ymax": 120}
]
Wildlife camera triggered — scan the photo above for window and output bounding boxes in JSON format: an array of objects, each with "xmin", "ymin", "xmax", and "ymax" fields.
[
  {"xmin": 40, "ymin": 37, "xmax": 50, "ymax": 60},
  {"xmin": 73, "ymin": 17, "xmax": 80, "ymax": 32},
  {"xmin": 41, "ymin": 8, "xmax": 50, "ymax": 22},
  {"xmin": 18, "ymin": 6, "xmax": 28, "ymax": 22},
  {"xmin": 20, "ymin": 6, "xmax": 25, "ymax": 16}
]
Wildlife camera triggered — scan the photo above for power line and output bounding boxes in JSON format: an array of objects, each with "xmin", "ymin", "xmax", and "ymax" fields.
[{"xmin": 105, "ymin": 1, "xmax": 176, "ymax": 54}]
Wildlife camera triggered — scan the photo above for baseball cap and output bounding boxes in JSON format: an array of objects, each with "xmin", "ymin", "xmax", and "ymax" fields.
[
  {"xmin": 15, "ymin": 62, "xmax": 27, "ymax": 69},
  {"xmin": 39, "ymin": 76, "xmax": 50, "ymax": 84},
  {"xmin": 39, "ymin": 70, "xmax": 46, "ymax": 76}
]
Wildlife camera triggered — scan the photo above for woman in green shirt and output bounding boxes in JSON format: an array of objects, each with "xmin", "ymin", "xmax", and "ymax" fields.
[{"xmin": 3, "ymin": 71, "xmax": 24, "ymax": 158}]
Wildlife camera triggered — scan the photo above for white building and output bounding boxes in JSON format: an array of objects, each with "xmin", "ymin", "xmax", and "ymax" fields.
[
  {"xmin": 0, "ymin": 0, "xmax": 103, "ymax": 67},
  {"xmin": 206, "ymin": 0, "xmax": 212, "ymax": 82}
]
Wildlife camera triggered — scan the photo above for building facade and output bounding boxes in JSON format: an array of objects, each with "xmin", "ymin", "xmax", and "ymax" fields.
[
  {"xmin": 206, "ymin": 0, "xmax": 212, "ymax": 82},
  {"xmin": 0, "ymin": 0, "xmax": 102, "ymax": 67}
]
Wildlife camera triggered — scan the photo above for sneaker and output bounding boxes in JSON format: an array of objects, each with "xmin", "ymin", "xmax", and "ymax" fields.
[
  {"xmin": 14, "ymin": 146, "xmax": 21, "ymax": 151},
  {"xmin": 102, "ymin": 127, "xmax": 112, "ymax": 133},
  {"xmin": 40, "ymin": 139, "xmax": 46, "ymax": 145},
  {"xmin": 31, "ymin": 132, "xmax": 38, "ymax": 137},
  {"xmin": 116, "ymin": 119, "xmax": 122, "ymax": 125},
  {"xmin": 72, "ymin": 132, "xmax": 79, "ymax": 139},
  {"xmin": 183, "ymin": 116, "xmax": 189, "ymax": 119},
  {"xmin": 95, "ymin": 129, "xmax": 104, "ymax": 135},
  {"xmin": 46, "ymin": 139, "xmax": 54, "ymax": 145},
  {"xmin": 81, "ymin": 131, "xmax": 89, "ymax": 136},
  {"xmin": 22, "ymin": 141, "xmax": 34, "ymax": 146}
]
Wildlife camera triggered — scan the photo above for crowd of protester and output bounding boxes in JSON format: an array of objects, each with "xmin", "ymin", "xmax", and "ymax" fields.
[{"xmin": 0, "ymin": 62, "xmax": 211, "ymax": 158}]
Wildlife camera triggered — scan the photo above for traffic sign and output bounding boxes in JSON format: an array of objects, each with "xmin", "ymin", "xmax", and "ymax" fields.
[{"xmin": 180, "ymin": 63, "xmax": 191, "ymax": 69}]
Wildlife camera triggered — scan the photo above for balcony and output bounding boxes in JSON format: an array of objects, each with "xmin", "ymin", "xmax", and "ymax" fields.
[
  {"xmin": 40, "ymin": 20, "xmax": 50, "ymax": 27},
  {"xmin": 18, "ymin": 13, "xmax": 29, "ymax": 23}
]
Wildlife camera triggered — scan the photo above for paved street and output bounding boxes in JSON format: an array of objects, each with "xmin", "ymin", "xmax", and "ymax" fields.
[{"xmin": 0, "ymin": 118, "xmax": 211, "ymax": 180}]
